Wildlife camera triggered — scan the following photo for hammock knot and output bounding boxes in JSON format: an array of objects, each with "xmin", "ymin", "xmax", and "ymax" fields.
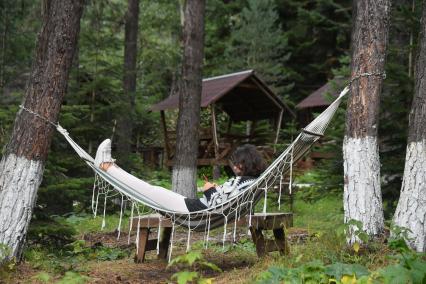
[
  {"xmin": 349, "ymin": 72, "xmax": 386, "ymax": 86},
  {"xmin": 19, "ymin": 105, "xmax": 58, "ymax": 128}
]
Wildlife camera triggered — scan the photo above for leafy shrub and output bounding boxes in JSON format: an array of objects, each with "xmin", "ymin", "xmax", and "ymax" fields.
[
  {"xmin": 56, "ymin": 271, "xmax": 90, "ymax": 284},
  {"xmin": 0, "ymin": 243, "xmax": 11, "ymax": 262},
  {"xmin": 257, "ymin": 225, "xmax": 426, "ymax": 284},
  {"xmin": 64, "ymin": 240, "xmax": 130, "ymax": 261},
  {"xmin": 31, "ymin": 272, "xmax": 52, "ymax": 283},
  {"xmin": 27, "ymin": 219, "xmax": 76, "ymax": 248},
  {"xmin": 0, "ymin": 244, "xmax": 16, "ymax": 282},
  {"xmin": 168, "ymin": 250, "xmax": 222, "ymax": 284}
]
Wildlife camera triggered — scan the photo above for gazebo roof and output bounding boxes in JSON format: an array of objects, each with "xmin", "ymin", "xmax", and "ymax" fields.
[
  {"xmin": 151, "ymin": 70, "xmax": 294, "ymax": 121},
  {"xmin": 296, "ymin": 77, "xmax": 346, "ymax": 109}
]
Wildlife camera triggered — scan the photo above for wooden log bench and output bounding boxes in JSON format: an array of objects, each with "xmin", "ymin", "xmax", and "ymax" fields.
[{"xmin": 131, "ymin": 212, "xmax": 293, "ymax": 263}]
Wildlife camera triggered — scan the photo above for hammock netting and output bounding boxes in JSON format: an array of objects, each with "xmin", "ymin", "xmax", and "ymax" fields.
[{"xmin": 27, "ymin": 86, "xmax": 349, "ymax": 260}]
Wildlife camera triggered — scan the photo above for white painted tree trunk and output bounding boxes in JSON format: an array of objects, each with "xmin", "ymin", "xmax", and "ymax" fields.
[
  {"xmin": 393, "ymin": 141, "xmax": 426, "ymax": 252},
  {"xmin": 343, "ymin": 136, "xmax": 384, "ymax": 243},
  {"xmin": 0, "ymin": 154, "xmax": 44, "ymax": 259}
]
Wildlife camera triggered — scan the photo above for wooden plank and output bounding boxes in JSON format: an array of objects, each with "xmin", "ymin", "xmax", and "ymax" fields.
[
  {"xmin": 133, "ymin": 213, "xmax": 293, "ymax": 230},
  {"xmin": 236, "ymin": 213, "xmax": 293, "ymax": 230},
  {"xmin": 158, "ymin": 227, "xmax": 172, "ymax": 260},
  {"xmin": 135, "ymin": 228, "xmax": 150, "ymax": 263},
  {"xmin": 250, "ymin": 227, "xmax": 266, "ymax": 257},
  {"xmin": 134, "ymin": 216, "xmax": 173, "ymax": 228}
]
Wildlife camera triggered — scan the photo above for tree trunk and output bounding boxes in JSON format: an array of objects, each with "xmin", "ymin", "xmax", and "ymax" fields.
[
  {"xmin": 0, "ymin": 0, "xmax": 84, "ymax": 260},
  {"xmin": 393, "ymin": 2, "xmax": 426, "ymax": 252},
  {"xmin": 116, "ymin": 0, "xmax": 139, "ymax": 166},
  {"xmin": 343, "ymin": 0, "xmax": 390, "ymax": 243},
  {"xmin": 172, "ymin": 0, "xmax": 205, "ymax": 198},
  {"xmin": 0, "ymin": 0, "xmax": 8, "ymax": 89}
]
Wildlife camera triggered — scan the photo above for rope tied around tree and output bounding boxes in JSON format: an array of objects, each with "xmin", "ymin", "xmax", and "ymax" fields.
[
  {"xmin": 19, "ymin": 105, "xmax": 58, "ymax": 128},
  {"xmin": 349, "ymin": 72, "xmax": 386, "ymax": 86}
]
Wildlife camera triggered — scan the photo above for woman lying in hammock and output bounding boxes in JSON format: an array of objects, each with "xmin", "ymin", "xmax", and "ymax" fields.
[{"xmin": 94, "ymin": 139, "xmax": 266, "ymax": 213}]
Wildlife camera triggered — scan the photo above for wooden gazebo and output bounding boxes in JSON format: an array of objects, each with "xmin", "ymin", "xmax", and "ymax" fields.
[{"xmin": 151, "ymin": 70, "xmax": 294, "ymax": 173}]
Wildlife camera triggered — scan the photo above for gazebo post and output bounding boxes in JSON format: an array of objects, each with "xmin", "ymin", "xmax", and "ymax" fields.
[
  {"xmin": 160, "ymin": 110, "xmax": 171, "ymax": 167},
  {"xmin": 211, "ymin": 104, "xmax": 221, "ymax": 179},
  {"xmin": 274, "ymin": 110, "xmax": 284, "ymax": 152}
]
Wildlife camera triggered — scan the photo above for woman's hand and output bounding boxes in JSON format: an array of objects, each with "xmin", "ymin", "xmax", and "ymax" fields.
[{"xmin": 203, "ymin": 181, "xmax": 217, "ymax": 191}]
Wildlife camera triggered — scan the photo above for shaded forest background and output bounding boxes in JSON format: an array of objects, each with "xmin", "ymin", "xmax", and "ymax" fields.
[{"xmin": 0, "ymin": 0, "xmax": 421, "ymax": 220}]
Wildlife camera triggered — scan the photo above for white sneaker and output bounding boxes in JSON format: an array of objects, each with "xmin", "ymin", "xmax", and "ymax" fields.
[{"xmin": 94, "ymin": 139, "xmax": 115, "ymax": 168}]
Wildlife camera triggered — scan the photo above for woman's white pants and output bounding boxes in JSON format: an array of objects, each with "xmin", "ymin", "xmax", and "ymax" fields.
[{"xmin": 107, "ymin": 165, "xmax": 189, "ymax": 213}]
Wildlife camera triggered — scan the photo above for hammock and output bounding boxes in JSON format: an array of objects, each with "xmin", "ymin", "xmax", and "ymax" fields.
[
  {"xmin": 53, "ymin": 85, "xmax": 348, "ymax": 215},
  {"xmin": 21, "ymin": 85, "xmax": 349, "ymax": 258}
]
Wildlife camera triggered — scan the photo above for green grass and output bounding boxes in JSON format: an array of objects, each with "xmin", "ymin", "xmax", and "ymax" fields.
[
  {"xmin": 292, "ymin": 193, "xmax": 344, "ymax": 233},
  {"xmin": 62, "ymin": 212, "xmax": 130, "ymax": 235}
]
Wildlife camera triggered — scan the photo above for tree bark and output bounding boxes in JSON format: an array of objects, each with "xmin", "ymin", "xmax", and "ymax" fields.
[
  {"xmin": 172, "ymin": 0, "xmax": 205, "ymax": 198},
  {"xmin": 394, "ymin": 2, "xmax": 426, "ymax": 252},
  {"xmin": 0, "ymin": 0, "xmax": 7, "ymax": 89},
  {"xmin": 116, "ymin": 0, "xmax": 139, "ymax": 166},
  {"xmin": 343, "ymin": 0, "xmax": 390, "ymax": 243},
  {"xmin": 0, "ymin": 0, "xmax": 84, "ymax": 260}
]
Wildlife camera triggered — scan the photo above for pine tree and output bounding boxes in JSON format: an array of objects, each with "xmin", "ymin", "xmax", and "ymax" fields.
[
  {"xmin": 172, "ymin": 0, "xmax": 205, "ymax": 198},
  {"xmin": 116, "ymin": 0, "xmax": 139, "ymax": 166},
  {"xmin": 0, "ymin": 0, "xmax": 84, "ymax": 260},
  {"xmin": 343, "ymin": 0, "xmax": 390, "ymax": 243},
  {"xmin": 393, "ymin": 1, "xmax": 426, "ymax": 252},
  {"xmin": 225, "ymin": 0, "xmax": 292, "ymax": 97}
]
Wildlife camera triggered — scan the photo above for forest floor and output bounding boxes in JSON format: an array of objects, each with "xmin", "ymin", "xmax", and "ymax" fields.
[
  {"xmin": 1, "ymin": 194, "xmax": 425, "ymax": 283},
  {"xmin": 5, "ymin": 226, "xmax": 311, "ymax": 284}
]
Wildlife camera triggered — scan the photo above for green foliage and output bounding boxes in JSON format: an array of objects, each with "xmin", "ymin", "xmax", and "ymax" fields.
[
  {"xmin": 257, "ymin": 220, "xmax": 426, "ymax": 284},
  {"xmin": 325, "ymin": 262, "xmax": 369, "ymax": 281},
  {"xmin": 0, "ymin": 244, "xmax": 15, "ymax": 281},
  {"xmin": 168, "ymin": 250, "xmax": 221, "ymax": 284},
  {"xmin": 56, "ymin": 271, "xmax": 90, "ymax": 284},
  {"xmin": 171, "ymin": 271, "xmax": 200, "ymax": 284},
  {"xmin": 257, "ymin": 254, "xmax": 426, "ymax": 284},
  {"xmin": 0, "ymin": 0, "xmax": 41, "ymax": 88},
  {"xmin": 342, "ymin": 220, "xmax": 369, "ymax": 245},
  {"xmin": 32, "ymin": 272, "xmax": 52, "ymax": 283},
  {"xmin": 275, "ymin": 0, "xmax": 351, "ymax": 102},
  {"xmin": 388, "ymin": 224, "xmax": 413, "ymax": 253},
  {"xmin": 27, "ymin": 218, "xmax": 76, "ymax": 248},
  {"xmin": 168, "ymin": 250, "xmax": 221, "ymax": 272},
  {"xmin": 375, "ymin": 249, "xmax": 426, "ymax": 284},
  {"xmin": 220, "ymin": 238, "xmax": 256, "ymax": 254},
  {"xmin": 225, "ymin": 0, "xmax": 294, "ymax": 98},
  {"xmin": 24, "ymin": 238, "xmax": 130, "ymax": 276},
  {"xmin": 0, "ymin": 243, "xmax": 11, "ymax": 262},
  {"xmin": 257, "ymin": 260, "xmax": 329, "ymax": 283},
  {"xmin": 64, "ymin": 240, "xmax": 129, "ymax": 261}
]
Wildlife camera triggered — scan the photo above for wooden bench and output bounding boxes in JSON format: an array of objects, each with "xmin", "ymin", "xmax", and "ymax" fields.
[{"xmin": 131, "ymin": 212, "xmax": 293, "ymax": 263}]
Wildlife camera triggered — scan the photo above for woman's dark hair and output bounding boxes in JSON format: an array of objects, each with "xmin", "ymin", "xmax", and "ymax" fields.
[{"xmin": 229, "ymin": 144, "xmax": 266, "ymax": 177}]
